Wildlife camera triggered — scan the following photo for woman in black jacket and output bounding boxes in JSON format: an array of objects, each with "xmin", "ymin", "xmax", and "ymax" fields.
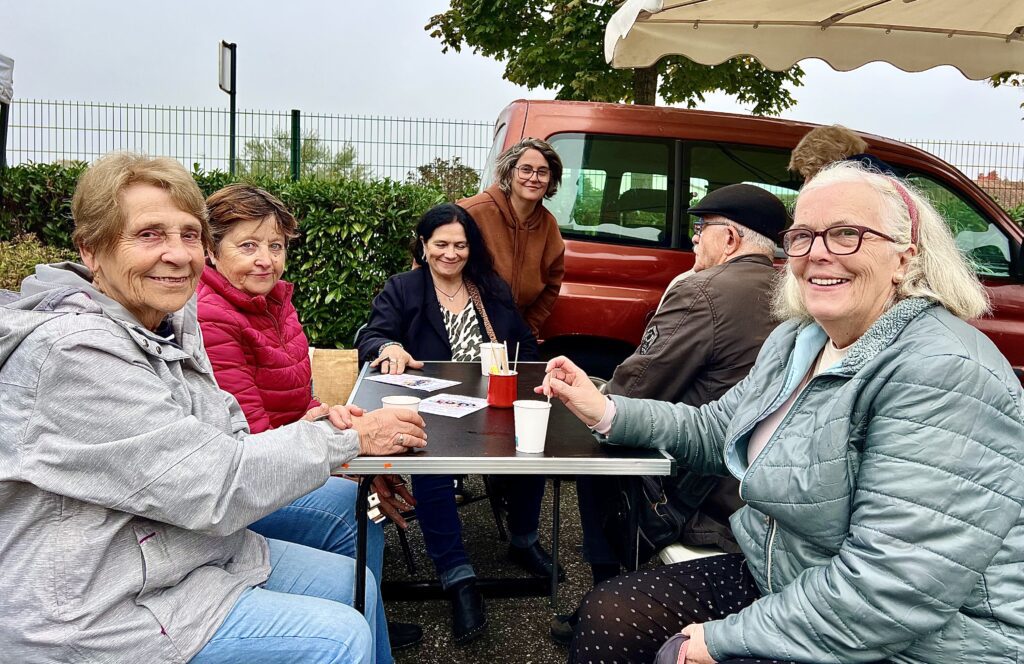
[{"xmin": 358, "ymin": 203, "xmax": 557, "ymax": 645}]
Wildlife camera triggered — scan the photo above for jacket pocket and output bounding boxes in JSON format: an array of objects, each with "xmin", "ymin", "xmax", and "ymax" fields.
[{"xmin": 133, "ymin": 524, "xmax": 180, "ymax": 596}]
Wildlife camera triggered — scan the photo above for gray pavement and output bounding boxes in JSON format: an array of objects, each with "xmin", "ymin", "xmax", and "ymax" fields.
[{"xmin": 382, "ymin": 476, "xmax": 593, "ymax": 664}]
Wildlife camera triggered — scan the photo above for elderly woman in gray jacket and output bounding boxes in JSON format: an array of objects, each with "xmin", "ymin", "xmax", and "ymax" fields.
[
  {"xmin": 541, "ymin": 162, "xmax": 1023, "ymax": 664},
  {"xmin": 0, "ymin": 153, "xmax": 426, "ymax": 664}
]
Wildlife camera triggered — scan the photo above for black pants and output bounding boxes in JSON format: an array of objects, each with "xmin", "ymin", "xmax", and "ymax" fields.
[{"xmin": 569, "ymin": 553, "xmax": 796, "ymax": 664}]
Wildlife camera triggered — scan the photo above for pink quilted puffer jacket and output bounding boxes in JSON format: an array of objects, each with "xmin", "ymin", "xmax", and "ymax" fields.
[{"xmin": 197, "ymin": 266, "xmax": 319, "ymax": 433}]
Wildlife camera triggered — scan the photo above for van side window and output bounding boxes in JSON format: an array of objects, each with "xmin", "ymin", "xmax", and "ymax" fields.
[
  {"xmin": 685, "ymin": 143, "xmax": 798, "ymax": 244},
  {"xmin": 479, "ymin": 122, "xmax": 509, "ymax": 191},
  {"xmin": 905, "ymin": 174, "xmax": 1012, "ymax": 277},
  {"xmin": 547, "ymin": 133, "xmax": 674, "ymax": 247}
]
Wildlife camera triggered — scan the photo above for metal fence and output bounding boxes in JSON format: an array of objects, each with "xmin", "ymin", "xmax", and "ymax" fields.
[
  {"xmin": 6, "ymin": 100, "xmax": 495, "ymax": 181},
  {"xmin": 5, "ymin": 100, "xmax": 1024, "ymax": 204}
]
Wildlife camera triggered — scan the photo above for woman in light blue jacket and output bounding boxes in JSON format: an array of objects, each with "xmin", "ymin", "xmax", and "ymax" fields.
[{"xmin": 542, "ymin": 162, "xmax": 1023, "ymax": 663}]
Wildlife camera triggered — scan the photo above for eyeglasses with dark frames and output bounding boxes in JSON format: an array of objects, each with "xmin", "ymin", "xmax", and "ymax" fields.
[
  {"xmin": 514, "ymin": 165, "xmax": 551, "ymax": 181},
  {"xmin": 780, "ymin": 224, "xmax": 897, "ymax": 257},
  {"xmin": 692, "ymin": 220, "xmax": 744, "ymax": 237}
]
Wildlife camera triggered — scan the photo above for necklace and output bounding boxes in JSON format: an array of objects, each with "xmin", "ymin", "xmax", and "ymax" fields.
[{"xmin": 434, "ymin": 281, "xmax": 465, "ymax": 302}]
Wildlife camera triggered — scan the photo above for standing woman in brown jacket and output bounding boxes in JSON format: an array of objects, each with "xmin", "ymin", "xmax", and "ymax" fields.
[{"xmin": 460, "ymin": 138, "xmax": 565, "ymax": 336}]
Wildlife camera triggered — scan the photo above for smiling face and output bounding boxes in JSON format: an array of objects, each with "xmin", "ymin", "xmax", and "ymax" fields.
[
  {"xmin": 80, "ymin": 183, "xmax": 206, "ymax": 330},
  {"xmin": 211, "ymin": 215, "xmax": 287, "ymax": 296},
  {"xmin": 509, "ymin": 148, "xmax": 550, "ymax": 209},
  {"xmin": 791, "ymin": 181, "xmax": 915, "ymax": 346},
  {"xmin": 422, "ymin": 221, "xmax": 469, "ymax": 281}
]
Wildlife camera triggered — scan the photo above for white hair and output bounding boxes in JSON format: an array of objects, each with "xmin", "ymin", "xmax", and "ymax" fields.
[
  {"xmin": 773, "ymin": 161, "xmax": 990, "ymax": 322},
  {"xmin": 736, "ymin": 225, "xmax": 777, "ymax": 255},
  {"xmin": 702, "ymin": 214, "xmax": 777, "ymax": 257}
]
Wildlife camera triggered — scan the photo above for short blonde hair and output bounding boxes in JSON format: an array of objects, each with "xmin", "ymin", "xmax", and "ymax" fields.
[
  {"xmin": 71, "ymin": 152, "xmax": 210, "ymax": 255},
  {"xmin": 774, "ymin": 161, "xmax": 990, "ymax": 322},
  {"xmin": 788, "ymin": 125, "xmax": 869, "ymax": 181},
  {"xmin": 494, "ymin": 138, "xmax": 563, "ymax": 199}
]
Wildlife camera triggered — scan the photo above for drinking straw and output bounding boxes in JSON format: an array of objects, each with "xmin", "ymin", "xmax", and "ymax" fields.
[
  {"xmin": 503, "ymin": 340, "xmax": 510, "ymax": 375},
  {"xmin": 513, "ymin": 342, "xmax": 520, "ymax": 373}
]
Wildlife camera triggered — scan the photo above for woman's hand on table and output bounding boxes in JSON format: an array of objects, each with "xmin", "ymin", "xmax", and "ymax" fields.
[
  {"xmin": 681, "ymin": 623, "xmax": 716, "ymax": 664},
  {"xmin": 352, "ymin": 408, "xmax": 427, "ymax": 455},
  {"xmin": 369, "ymin": 345, "xmax": 424, "ymax": 375},
  {"xmin": 371, "ymin": 474, "xmax": 416, "ymax": 529},
  {"xmin": 534, "ymin": 356, "xmax": 609, "ymax": 426},
  {"xmin": 302, "ymin": 404, "xmax": 366, "ymax": 429}
]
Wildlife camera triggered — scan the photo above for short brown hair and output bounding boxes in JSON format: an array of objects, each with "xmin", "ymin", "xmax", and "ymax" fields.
[
  {"xmin": 788, "ymin": 125, "xmax": 869, "ymax": 181},
  {"xmin": 494, "ymin": 137, "xmax": 563, "ymax": 198},
  {"xmin": 205, "ymin": 183, "xmax": 299, "ymax": 250},
  {"xmin": 71, "ymin": 152, "xmax": 209, "ymax": 254}
]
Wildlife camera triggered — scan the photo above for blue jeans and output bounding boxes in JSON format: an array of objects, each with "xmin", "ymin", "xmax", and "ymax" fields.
[
  {"xmin": 246, "ymin": 477, "xmax": 390, "ymax": 663},
  {"xmin": 190, "ymin": 538, "xmax": 378, "ymax": 663},
  {"xmin": 410, "ymin": 474, "xmax": 545, "ymax": 588}
]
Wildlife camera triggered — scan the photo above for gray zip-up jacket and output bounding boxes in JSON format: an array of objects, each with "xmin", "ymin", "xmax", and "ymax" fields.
[
  {"xmin": 0, "ymin": 263, "xmax": 361, "ymax": 663},
  {"xmin": 603, "ymin": 298, "xmax": 1024, "ymax": 662}
]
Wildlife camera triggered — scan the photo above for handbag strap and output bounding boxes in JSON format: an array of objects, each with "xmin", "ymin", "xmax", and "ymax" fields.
[{"xmin": 466, "ymin": 280, "xmax": 498, "ymax": 343}]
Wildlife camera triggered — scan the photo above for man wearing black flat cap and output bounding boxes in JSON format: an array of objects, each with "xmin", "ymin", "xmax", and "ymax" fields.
[{"xmin": 552, "ymin": 183, "xmax": 789, "ymax": 645}]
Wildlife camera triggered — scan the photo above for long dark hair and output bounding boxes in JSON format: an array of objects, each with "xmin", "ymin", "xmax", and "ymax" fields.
[{"xmin": 412, "ymin": 203, "xmax": 502, "ymax": 296}]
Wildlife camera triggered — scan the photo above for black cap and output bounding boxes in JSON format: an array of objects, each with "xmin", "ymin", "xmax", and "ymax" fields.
[{"xmin": 687, "ymin": 184, "xmax": 788, "ymax": 239}]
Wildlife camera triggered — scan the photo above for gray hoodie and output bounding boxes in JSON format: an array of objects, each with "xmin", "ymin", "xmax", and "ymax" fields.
[{"xmin": 0, "ymin": 263, "xmax": 360, "ymax": 663}]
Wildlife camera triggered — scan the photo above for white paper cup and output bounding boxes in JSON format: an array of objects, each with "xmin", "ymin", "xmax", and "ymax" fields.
[
  {"xmin": 479, "ymin": 342, "xmax": 506, "ymax": 376},
  {"xmin": 513, "ymin": 400, "xmax": 551, "ymax": 453},
  {"xmin": 381, "ymin": 395, "xmax": 421, "ymax": 412}
]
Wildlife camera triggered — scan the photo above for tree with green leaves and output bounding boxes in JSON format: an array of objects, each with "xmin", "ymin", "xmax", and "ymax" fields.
[
  {"xmin": 427, "ymin": 1, "xmax": 803, "ymax": 113},
  {"xmin": 991, "ymin": 72, "xmax": 1024, "ymax": 114},
  {"xmin": 238, "ymin": 129, "xmax": 370, "ymax": 181},
  {"xmin": 408, "ymin": 156, "xmax": 480, "ymax": 201}
]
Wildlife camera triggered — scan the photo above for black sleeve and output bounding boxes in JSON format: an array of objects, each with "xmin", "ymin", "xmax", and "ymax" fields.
[{"xmin": 357, "ymin": 276, "xmax": 407, "ymax": 364}]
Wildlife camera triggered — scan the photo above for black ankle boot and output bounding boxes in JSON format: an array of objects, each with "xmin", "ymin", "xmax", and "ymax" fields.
[
  {"xmin": 448, "ymin": 578, "xmax": 487, "ymax": 644},
  {"xmin": 508, "ymin": 542, "xmax": 567, "ymax": 582},
  {"xmin": 387, "ymin": 621, "xmax": 422, "ymax": 650},
  {"xmin": 549, "ymin": 608, "xmax": 579, "ymax": 646}
]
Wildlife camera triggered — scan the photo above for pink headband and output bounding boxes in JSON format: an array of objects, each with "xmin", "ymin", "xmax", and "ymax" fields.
[{"xmin": 889, "ymin": 179, "xmax": 919, "ymax": 244}]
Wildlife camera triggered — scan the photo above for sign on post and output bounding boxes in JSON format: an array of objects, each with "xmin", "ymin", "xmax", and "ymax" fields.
[{"xmin": 218, "ymin": 41, "xmax": 237, "ymax": 174}]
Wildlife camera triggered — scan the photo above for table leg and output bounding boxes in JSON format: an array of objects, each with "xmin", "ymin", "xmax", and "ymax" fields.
[
  {"xmin": 625, "ymin": 477, "xmax": 640, "ymax": 572},
  {"xmin": 549, "ymin": 477, "xmax": 561, "ymax": 606},
  {"xmin": 355, "ymin": 474, "xmax": 376, "ymax": 614}
]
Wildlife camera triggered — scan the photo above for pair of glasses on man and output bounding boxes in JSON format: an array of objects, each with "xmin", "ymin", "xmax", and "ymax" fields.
[
  {"xmin": 515, "ymin": 165, "xmax": 551, "ymax": 181},
  {"xmin": 780, "ymin": 224, "xmax": 897, "ymax": 257},
  {"xmin": 692, "ymin": 220, "xmax": 744, "ymax": 237}
]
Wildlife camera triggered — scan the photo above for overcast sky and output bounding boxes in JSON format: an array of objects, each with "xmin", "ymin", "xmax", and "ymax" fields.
[{"xmin": 3, "ymin": 0, "xmax": 1024, "ymax": 144}]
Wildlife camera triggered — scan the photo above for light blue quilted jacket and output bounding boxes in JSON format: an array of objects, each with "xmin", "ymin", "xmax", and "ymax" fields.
[{"xmin": 604, "ymin": 298, "xmax": 1024, "ymax": 663}]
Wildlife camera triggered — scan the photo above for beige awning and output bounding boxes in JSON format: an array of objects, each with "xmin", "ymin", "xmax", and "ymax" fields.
[{"xmin": 605, "ymin": 0, "xmax": 1024, "ymax": 80}]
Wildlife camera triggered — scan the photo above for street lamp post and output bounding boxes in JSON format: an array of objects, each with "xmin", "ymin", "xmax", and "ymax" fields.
[{"xmin": 218, "ymin": 41, "xmax": 237, "ymax": 175}]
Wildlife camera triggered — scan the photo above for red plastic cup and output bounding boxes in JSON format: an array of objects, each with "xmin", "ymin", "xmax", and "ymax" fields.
[{"xmin": 486, "ymin": 371, "xmax": 518, "ymax": 408}]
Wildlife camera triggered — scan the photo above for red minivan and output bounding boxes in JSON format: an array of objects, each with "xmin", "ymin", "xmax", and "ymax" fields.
[{"xmin": 481, "ymin": 100, "xmax": 1024, "ymax": 380}]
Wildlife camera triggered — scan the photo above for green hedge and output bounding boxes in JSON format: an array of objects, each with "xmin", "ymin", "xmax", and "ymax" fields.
[
  {"xmin": 1, "ymin": 161, "xmax": 88, "ymax": 248},
  {"xmin": 0, "ymin": 234, "xmax": 77, "ymax": 291},
  {"xmin": 1, "ymin": 163, "xmax": 443, "ymax": 347}
]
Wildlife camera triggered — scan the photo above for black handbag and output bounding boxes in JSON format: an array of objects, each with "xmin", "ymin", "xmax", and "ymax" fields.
[{"xmin": 601, "ymin": 471, "xmax": 720, "ymax": 568}]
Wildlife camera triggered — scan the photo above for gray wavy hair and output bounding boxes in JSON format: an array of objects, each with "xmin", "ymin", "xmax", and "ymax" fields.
[
  {"xmin": 494, "ymin": 137, "xmax": 563, "ymax": 199},
  {"xmin": 774, "ymin": 161, "xmax": 990, "ymax": 322}
]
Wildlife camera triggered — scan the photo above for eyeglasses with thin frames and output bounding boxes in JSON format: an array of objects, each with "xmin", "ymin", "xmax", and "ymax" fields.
[
  {"xmin": 780, "ymin": 224, "xmax": 897, "ymax": 257},
  {"xmin": 515, "ymin": 165, "xmax": 551, "ymax": 181},
  {"xmin": 692, "ymin": 220, "xmax": 743, "ymax": 237}
]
